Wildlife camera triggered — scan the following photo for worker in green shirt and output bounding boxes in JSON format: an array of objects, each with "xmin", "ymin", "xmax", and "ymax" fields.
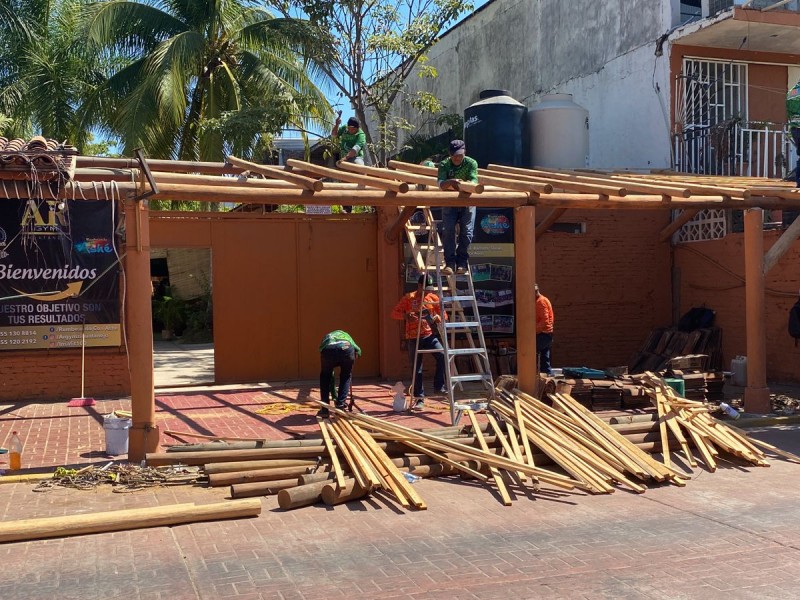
[
  {"xmin": 318, "ymin": 330, "xmax": 362, "ymax": 417},
  {"xmin": 438, "ymin": 139, "xmax": 479, "ymax": 275},
  {"xmin": 332, "ymin": 113, "xmax": 366, "ymax": 166}
]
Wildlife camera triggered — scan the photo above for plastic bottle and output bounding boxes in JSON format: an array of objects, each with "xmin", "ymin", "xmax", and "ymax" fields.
[
  {"xmin": 392, "ymin": 381, "xmax": 407, "ymax": 412},
  {"xmin": 719, "ymin": 402, "xmax": 740, "ymax": 420},
  {"xmin": 9, "ymin": 431, "xmax": 22, "ymax": 470},
  {"xmin": 402, "ymin": 472, "xmax": 421, "ymax": 483}
]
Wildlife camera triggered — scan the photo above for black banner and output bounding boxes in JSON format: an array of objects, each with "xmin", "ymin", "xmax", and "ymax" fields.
[
  {"xmin": 0, "ymin": 199, "xmax": 121, "ymax": 349},
  {"xmin": 403, "ymin": 207, "xmax": 516, "ymax": 335}
]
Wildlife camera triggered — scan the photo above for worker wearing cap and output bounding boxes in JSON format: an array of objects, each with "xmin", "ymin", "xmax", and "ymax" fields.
[
  {"xmin": 332, "ymin": 114, "xmax": 366, "ymax": 165},
  {"xmin": 317, "ymin": 330, "xmax": 362, "ymax": 418},
  {"xmin": 391, "ymin": 274, "xmax": 447, "ymax": 410},
  {"xmin": 438, "ymin": 139, "xmax": 479, "ymax": 275}
]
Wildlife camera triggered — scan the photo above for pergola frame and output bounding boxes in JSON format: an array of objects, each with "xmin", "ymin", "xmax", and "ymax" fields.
[{"xmin": 3, "ymin": 153, "xmax": 800, "ymax": 460}]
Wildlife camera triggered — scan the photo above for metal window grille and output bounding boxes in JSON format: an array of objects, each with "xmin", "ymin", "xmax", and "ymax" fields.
[{"xmin": 679, "ymin": 58, "xmax": 747, "ymax": 131}]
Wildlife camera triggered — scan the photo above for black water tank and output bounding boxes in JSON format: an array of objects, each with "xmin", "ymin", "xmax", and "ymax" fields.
[{"xmin": 463, "ymin": 89, "xmax": 527, "ymax": 169}]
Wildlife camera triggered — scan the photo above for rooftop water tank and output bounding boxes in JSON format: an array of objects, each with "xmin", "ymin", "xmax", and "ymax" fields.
[
  {"xmin": 527, "ymin": 93, "xmax": 589, "ymax": 168},
  {"xmin": 463, "ymin": 90, "xmax": 527, "ymax": 169}
]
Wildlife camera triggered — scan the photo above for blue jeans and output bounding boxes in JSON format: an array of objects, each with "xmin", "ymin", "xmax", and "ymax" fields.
[
  {"xmin": 320, "ymin": 346, "xmax": 355, "ymax": 405},
  {"xmin": 407, "ymin": 334, "xmax": 445, "ymax": 397},
  {"xmin": 791, "ymin": 127, "xmax": 800, "ymax": 187},
  {"xmin": 537, "ymin": 332, "xmax": 553, "ymax": 375},
  {"xmin": 441, "ymin": 206, "xmax": 476, "ymax": 268}
]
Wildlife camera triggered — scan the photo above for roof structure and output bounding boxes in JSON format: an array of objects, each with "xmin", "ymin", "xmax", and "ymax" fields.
[{"xmin": 0, "ymin": 152, "xmax": 790, "ymax": 212}]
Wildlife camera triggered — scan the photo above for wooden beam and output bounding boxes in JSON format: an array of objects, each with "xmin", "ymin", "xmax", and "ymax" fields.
[
  {"xmin": 337, "ymin": 160, "xmax": 437, "ymax": 187},
  {"xmin": 744, "ymin": 208, "xmax": 771, "ymax": 412},
  {"xmin": 763, "ymin": 208, "xmax": 800, "ymax": 274},
  {"xmin": 658, "ymin": 209, "xmax": 700, "ymax": 242},
  {"xmin": 515, "ymin": 205, "xmax": 537, "ymax": 395},
  {"xmin": 286, "ymin": 159, "xmax": 409, "ymax": 193},
  {"xmin": 0, "ymin": 500, "xmax": 261, "ymax": 543},
  {"xmin": 226, "ymin": 156, "xmax": 323, "ymax": 191},
  {"xmin": 386, "ymin": 206, "xmax": 418, "ymax": 242},
  {"xmin": 535, "ymin": 208, "xmax": 567, "ymax": 240}
]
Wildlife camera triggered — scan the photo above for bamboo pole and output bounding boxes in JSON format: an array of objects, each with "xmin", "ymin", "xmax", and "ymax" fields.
[
  {"xmin": 0, "ymin": 500, "xmax": 261, "ymax": 543},
  {"xmin": 230, "ymin": 478, "xmax": 300, "ymax": 498},
  {"xmin": 286, "ymin": 159, "xmax": 409, "ymax": 193},
  {"xmin": 226, "ymin": 156, "xmax": 323, "ymax": 191},
  {"xmin": 208, "ymin": 465, "xmax": 314, "ymax": 487}
]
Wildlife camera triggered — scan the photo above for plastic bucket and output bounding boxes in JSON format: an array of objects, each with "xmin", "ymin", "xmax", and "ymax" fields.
[{"xmin": 103, "ymin": 415, "xmax": 132, "ymax": 455}]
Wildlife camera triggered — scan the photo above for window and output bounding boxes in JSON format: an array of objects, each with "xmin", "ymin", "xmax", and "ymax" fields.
[
  {"xmin": 679, "ymin": 0, "xmax": 702, "ymax": 24},
  {"xmin": 679, "ymin": 58, "xmax": 748, "ymax": 130}
]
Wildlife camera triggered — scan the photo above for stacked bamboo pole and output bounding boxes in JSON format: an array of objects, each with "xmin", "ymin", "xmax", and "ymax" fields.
[{"xmin": 643, "ymin": 375, "xmax": 771, "ymax": 470}]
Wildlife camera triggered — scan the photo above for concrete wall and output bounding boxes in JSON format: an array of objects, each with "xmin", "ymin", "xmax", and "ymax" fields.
[{"xmin": 395, "ymin": 0, "xmax": 673, "ymax": 168}]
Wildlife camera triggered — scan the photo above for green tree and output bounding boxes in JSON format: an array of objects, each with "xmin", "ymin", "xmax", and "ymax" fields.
[
  {"xmin": 281, "ymin": 0, "xmax": 472, "ymax": 165},
  {"xmin": 0, "ymin": 0, "xmax": 106, "ymax": 145},
  {"xmin": 84, "ymin": 0, "xmax": 334, "ymax": 163}
]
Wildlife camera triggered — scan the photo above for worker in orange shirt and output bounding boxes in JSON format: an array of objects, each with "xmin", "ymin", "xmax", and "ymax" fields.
[
  {"xmin": 535, "ymin": 283, "xmax": 554, "ymax": 375},
  {"xmin": 391, "ymin": 274, "xmax": 447, "ymax": 410}
]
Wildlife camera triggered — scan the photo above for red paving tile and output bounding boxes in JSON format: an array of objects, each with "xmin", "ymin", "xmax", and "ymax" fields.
[{"xmin": 0, "ymin": 380, "xmax": 458, "ymax": 470}]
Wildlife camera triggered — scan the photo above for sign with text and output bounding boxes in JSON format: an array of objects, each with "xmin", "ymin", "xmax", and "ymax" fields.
[{"xmin": 0, "ymin": 199, "xmax": 121, "ymax": 349}]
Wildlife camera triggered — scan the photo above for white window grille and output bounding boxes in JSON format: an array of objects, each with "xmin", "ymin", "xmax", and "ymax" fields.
[
  {"xmin": 678, "ymin": 58, "xmax": 748, "ymax": 130},
  {"xmin": 674, "ymin": 209, "xmax": 728, "ymax": 243}
]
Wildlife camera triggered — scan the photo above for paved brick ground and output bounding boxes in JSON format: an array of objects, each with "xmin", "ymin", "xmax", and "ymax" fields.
[{"xmin": 1, "ymin": 342, "xmax": 799, "ymax": 598}]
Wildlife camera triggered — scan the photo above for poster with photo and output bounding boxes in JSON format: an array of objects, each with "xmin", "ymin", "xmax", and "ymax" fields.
[{"xmin": 403, "ymin": 207, "xmax": 516, "ymax": 336}]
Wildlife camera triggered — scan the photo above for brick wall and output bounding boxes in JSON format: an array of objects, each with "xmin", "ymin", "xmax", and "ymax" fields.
[
  {"xmin": 536, "ymin": 209, "xmax": 672, "ymax": 370},
  {"xmin": 0, "ymin": 348, "xmax": 129, "ymax": 402},
  {"xmin": 675, "ymin": 229, "xmax": 800, "ymax": 384}
]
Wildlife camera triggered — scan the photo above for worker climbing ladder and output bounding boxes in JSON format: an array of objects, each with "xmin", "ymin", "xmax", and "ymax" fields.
[{"xmin": 403, "ymin": 206, "xmax": 496, "ymax": 424}]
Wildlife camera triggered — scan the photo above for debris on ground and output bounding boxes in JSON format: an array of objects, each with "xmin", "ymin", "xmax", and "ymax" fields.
[{"xmin": 33, "ymin": 463, "xmax": 201, "ymax": 493}]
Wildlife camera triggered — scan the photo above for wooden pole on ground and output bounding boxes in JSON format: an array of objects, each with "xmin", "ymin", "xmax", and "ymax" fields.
[{"xmin": 0, "ymin": 500, "xmax": 261, "ymax": 543}]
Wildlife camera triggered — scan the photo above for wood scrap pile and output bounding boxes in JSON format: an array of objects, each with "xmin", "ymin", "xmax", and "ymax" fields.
[
  {"xmin": 144, "ymin": 387, "xmax": 798, "ymax": 512},
  {"xmin": 492, "ymin": 389, "xmax": 687, "ymax": 494},
  {"xmin": 643, "ymin": 375, "xmax": 770, "ymax": 471}
]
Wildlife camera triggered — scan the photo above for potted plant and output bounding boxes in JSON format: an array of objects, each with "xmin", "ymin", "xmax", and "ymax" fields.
[{"xmin": 154, "ymin": 295, "xmax": 185, "ymax": 340}]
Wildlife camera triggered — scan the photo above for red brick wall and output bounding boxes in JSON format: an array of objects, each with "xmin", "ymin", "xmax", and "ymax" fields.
[
  {"xmin": 535, "ymin": 209, "xmax": 672, "ymax": 370},
  {"xmin": 0, "ymin": 348, "xmax": 129, "ymax": 402},
  {"xmin": 675, "ymin": 229, "xmax": 800, "ymax": 383}
]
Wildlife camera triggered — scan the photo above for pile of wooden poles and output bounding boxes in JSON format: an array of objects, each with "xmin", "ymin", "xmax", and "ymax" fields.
[
  {"xmin": 492, "ymin": 389, "xmax": 688, "ymax": 493},
  {"xmin": 143, "ymin": 381, "xmax": 794, "ymax": 511},
  {"xmin": 644, "ymin": 374, "xmax": 770, "ymax": 470}
]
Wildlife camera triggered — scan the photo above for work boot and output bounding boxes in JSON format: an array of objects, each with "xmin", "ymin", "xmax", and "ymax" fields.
[
  {"xmin": 334, "ymin": 401, "xmax": 347, "ymax": 412},
  {"xmin": 441, "ymin": 265, "xmax": 454, "ymax": 276},
  {"xmin": 412, "ymin": 398, "xmax": 425, "ymax": 411},
  {"xmin": 316, "ymin": 406, "xmax": 330, "ymax": 418}
]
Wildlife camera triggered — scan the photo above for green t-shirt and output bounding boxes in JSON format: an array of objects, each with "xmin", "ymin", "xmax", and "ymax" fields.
[
  {"xmin": 319, "ymin": 330, "xmax": 362, "ymax": 356},
  {"xmin": 336, "ymin": 125, "xmax": 366, "ymax": 158},
  {"xmin": 437, "ymin": 156, "xmax": 479, "ymax": 184}
]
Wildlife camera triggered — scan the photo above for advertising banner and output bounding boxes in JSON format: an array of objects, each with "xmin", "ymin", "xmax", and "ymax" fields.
[
  {"xmin": 403, "ymin": 207, "xmax": 516, "ymax": 335},
  {"xmin": 0, "ymin": 199, "xmax": 121, "ymax": 349}
]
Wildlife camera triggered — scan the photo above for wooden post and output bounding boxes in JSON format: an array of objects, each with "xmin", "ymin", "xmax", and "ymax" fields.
[
  {"xmin": 743, "ymin": 208, "xmax": 770, "ymax": 413},
  {"xmin": 515, "ymin": 205, "xmax": 537, "ymax": 395},
  {"xmin": 125, "ymin": 199, "xmax": 159, "ymax": 461},
  {"xmin": 376, "ymin": 206, "xmax": 405, "ymax": 380}
]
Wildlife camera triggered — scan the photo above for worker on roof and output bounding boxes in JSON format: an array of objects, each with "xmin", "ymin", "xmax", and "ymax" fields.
[{"xmin": 437, "ymin": 139, "xmax": 479, "ymax": 275}]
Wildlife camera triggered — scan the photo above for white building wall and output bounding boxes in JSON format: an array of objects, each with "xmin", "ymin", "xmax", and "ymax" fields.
[{"xmin": 393, "ymin": 0, "xmax": 677, "ymax": 169}]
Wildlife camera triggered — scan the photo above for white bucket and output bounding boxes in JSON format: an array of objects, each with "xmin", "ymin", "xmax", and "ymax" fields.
[{"xmin": 103, "ymin": 415, "xmax": 132, "ymax": 455}]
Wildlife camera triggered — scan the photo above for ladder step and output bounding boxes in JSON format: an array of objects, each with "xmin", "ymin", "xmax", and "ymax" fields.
[
  {"xmin": 416, "ymin": 348, "xmax": 444, "ymax": 354},
  {"xmin": 453, "ymin": 401, "xmax": 489, "ymax": 411},
  {"xmin": 450, "ymin": 374, "xmax": 492, "ymax": 383},
  {"xmin": 442, "ymin": 295, "xmax": 476, "ymax": 303},
  {"xmin": 444, "ymin": 322, "xmax": 481, "ymax": 329},
  {"xmin": 446, "ymin": 348, "xmax": 487, "ymax": 356}
]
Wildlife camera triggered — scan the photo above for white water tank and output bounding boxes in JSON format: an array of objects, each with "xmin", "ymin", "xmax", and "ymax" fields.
[{"xmin": 526, "ymin": 93, "xmax": 589, "ymax": 168}]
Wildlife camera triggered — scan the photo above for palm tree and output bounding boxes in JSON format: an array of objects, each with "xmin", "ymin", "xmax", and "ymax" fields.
[
  {"xmin": 0, "ymin": 0, "xmax": 106, "ymax": 147},
  {"xmin": 84, "ymin": 0, "xmax": 333, "ymax": 162}
]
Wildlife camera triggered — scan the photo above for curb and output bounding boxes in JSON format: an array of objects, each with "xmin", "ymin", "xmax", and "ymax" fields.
[{"xmin": 732, "ymin": 414, "xmax": 800, "ymax": 428}]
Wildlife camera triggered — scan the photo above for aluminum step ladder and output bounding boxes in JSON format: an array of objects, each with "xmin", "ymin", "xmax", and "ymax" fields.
[{"xmin": 403, "ymin": 206, "xmax": 495, "ymax": 424}]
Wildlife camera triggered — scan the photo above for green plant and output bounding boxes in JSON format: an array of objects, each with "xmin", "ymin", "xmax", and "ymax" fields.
[{"xmin": 153, "ymin": 295, "xmax": 186, "ymax": 335}]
